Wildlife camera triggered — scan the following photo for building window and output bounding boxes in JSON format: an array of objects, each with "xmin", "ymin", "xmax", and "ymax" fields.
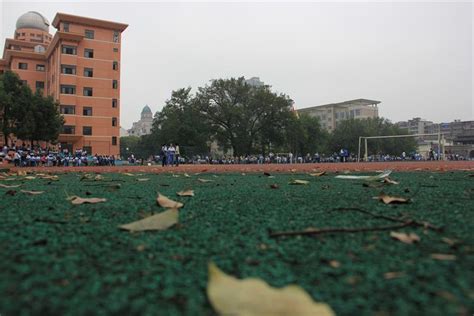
[
  {"xmin": 60, "ymin": 105, "xmax": 75, "ymax": 115},
  {"xmin": 112, "ymin": 80, "xmax": 118, "ymax": 89},
  {"xmin": 85, "ymin": 29, "xmax": 95, "ymax": 39},
  {"xmin": 112, "ymin": 117, "xmax": 117, "ymax": 126},
  {"xmin": 62, "ymin": 125, "xmax": 75, "ymax": 135},
  {"xmin": 84, "ymin": 49, "xmax": 94, "ymax": 58},
  {"xmin": 18, "ymin": 63, "xmax": 28, "ymax": 70},
  {"xmin": 113, "ymin": 31, "xmax": 119, "ymax": 43},
  {"xmin": 61, "ymin": 64, "xmax": 76, "ymax": 75},
  {"xmin": 113, "ymin": 48, "xmax": 118, "ymax": 52},
  {"xmin": 83, "ymin": 107, "xmax": 93, "ymax": 116},
  {"xmin": 63, "ymin": 22, "xmax": 69, "ymax": 32},
  {"xmin": 83, "ymin": 126, "xmax": 92, "ymax": 136},
  {"xmin": 35, "ymin": 81, "xmax": 44, "ymax": 91},
  {"xmin": 113, "ymin": 61, "xmax": 118, "ymax": 70},
  {"xmin": 112, "ymin": 136, "xmax": 117, "ymax": 145},
  {"xmin": 83, "ymin": 87, "xmax": 93, "ymax": 97},
  {"xmin": 83, "ymin": 68, "xmax": 93, "ymax": 77},
  {"xmin": 355, "ymin": 109, "xmax": 361, "ymax": 116},
  {"xmin": 112, "ymin": 99, "xmax": 118, "ymax": 108},
  {"xmin": 60, "ymin": 85, "xmax": 76, "ymax": 95},
  {"xmin": 36, "ymin": 64, "xmax": 45, "ymax": 71},
  {"xmin": 61, "ymin": 45, "xmax": 77, "ymax": 55}
]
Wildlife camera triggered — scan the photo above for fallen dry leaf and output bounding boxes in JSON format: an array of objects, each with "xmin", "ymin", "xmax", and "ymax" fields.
[
  {"xmin": 383, "ymin": 177, "xmax": 399, "ymax": 185},
  {"xmin": 431, "ymin": 253, "xmax": 456, "ymax": 261},
  {"xmin": 377, "ymin": 194, "xmax": 410, "ymax": 204},
  {"xmin": 329, "ymin": 260, "xmax": 340, "ymax": 268},
  {"xmin": 157, "ymin": 193, "xmax": 183, "ymax": 208},
  {"xmin": 390, "ymin": 231, "xmax": 420, "ymax": 244},
  {"xmin": 270, "ymin": 184, "xmax": 279, "ymax": 189},
  {"xmin": 207, "ymin": 262, "xmax": 335, "ymax": 316},
  {"xmin": 290, "ymin": 168, "xmax": 297, "ymax": 173},
  {"xmin": 20, "ymin": 190, "xmax": 44, "ymax": 195},
  {"xmin": 384, "ymin": 271, "xmax": 406, "ymax": 280},
  {"xmin": 177, "ymin": 190, "xmax": 194, "ymax": 197},
  {"xmin": 123, "ymin": 173, "xmax": 135, "ymax": 176},
  {"xmin": 24, "ymin": 176, "xmax": 36, "ymax": 180},
  {"xmin": 184, "ymin": 173, "xmax": 191, "ymax": 178},
  {"xmin": 94, "ymin": 175, "xmax": 104, "ymax": 181},
  {"xmin": 309, "ymin": 172, "xmax": 326, "ymax": 177},
  {"xmin": 137, "ymin": 178, "xmax": 150, "ymax": 182},
  {"xmin": 17, "ymin": 171, "xmax": 27, "ymax": 176},
  {"xmin": 172, "ymin": 174, "xmax": 180, "ymax": 178},
  {"xmin": 119, "ymin": 208, "xmax": 179, "ymax": 232},
  {"xmin": 198, "ymin": 178, "xmax": 213, "ymax": 183},
  {"xmin": 289, "ymin": 179, "xmax": 309, "ymax": 185},
  {"xmin": 70, "ymin": 197, "xmax": 107, "ymax": 205},
  {"xmin": 41, "ymin": 175, "xmax": 59, "ymax": 181},
  {"xmin": 0, "ymin": 183, "xmax": 21, "ymax": 188},
  {"xmin": 441, "ymin": 237, "xmax": 459, "ymax": 246}
]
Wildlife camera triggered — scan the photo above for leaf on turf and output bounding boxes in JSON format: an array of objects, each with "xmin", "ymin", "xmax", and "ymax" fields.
[
  {"xmin": 123, "ymin": 173, "xmax": 134, "ymax": 176},
  {"xmin": 309, "ymin": 171, "xmax": 326, "ymax": 177},
  {"xmin": 24, "ymin": 176, "xmax": 36, "ymax": 180},
  {"xmin": 0, "ymin": 183, "xmax": 21, "ymax": 188},
  {"xmin": 384, "ymin": 271, "xmax": 406, "ymax": 279},
  {"xmin": 41, "ymin": 175, "xmax": 59, "ymax": 181},
  {"xmin": 137, "ymin": 178, "xmax": 150, "ymax": 182},
  {"xmin": 377, "ymin": 194, "xmax": 410, "ymax": 204},
  {"xmin": 198, "ymin": 178, "xmax": 213, "ymax": 183},
  {"xmin": 431, "ymin": 253, "xmax": 456, "ymax": 261},
  {"xmin": 207, "ymin": 262, "xmax": 335, "ymax": 316},
  {"xmin": 289, "ymin": 179, "xmax": 309, "ymax": 185},
  {"xmin": 119, "ymin": 208, "xmax": 179, "ymax": 232},
  {"xmin": 21, "ymin": 190, "xmax": 44, "ymax": 195},
  {"xmin": 270, "ymin": 184, "xmax": 279, "ymax": 189},
  {"xmin": 70, "ymin": 197, "xmax": 107, "ymax": 205},
  {"xmin": 336, "ymin": 170, "xmax": 392, "ymax": 181},
  {"xmin": 390, "ymin": 231, "xmax": 420, "ymax": 244},
  {"xmin": 17, "ymin": 170, "xmax": 27, "ymax": 176},
  {"xmin": 383, "ymin": 177, "xmax": 399, "ymax": 185},
  {"xmin": 94, "ymin": 175, "xmax": 104, "ymax": 181},
  {"xmin": 157, "ymin": 193, "xmax": 183, "ymax": 208},
  {"xmin": 184, "ymin": 173, "xmax": 191, "ymax": 178},
  {"xmin": 177, "ymin": 189, "xmax": 194, "ymax": 197},
  {"xmin": 172, "ymin": 174, "xmax": 180, "ymax": 178}
]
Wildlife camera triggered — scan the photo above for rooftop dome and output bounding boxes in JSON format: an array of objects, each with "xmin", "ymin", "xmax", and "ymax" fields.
[
  {"xmin": 141, "ymin": 105, "xmax": 152, "ymax": 114},
  {"xmin": 16, "ymin": 11, "xmax": 50, "ymax": 32}
]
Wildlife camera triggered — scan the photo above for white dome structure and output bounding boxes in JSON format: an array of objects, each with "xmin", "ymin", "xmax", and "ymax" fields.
[{"xmin": 16, "ymin": 11, "xmax": 50, "ymax": 32}]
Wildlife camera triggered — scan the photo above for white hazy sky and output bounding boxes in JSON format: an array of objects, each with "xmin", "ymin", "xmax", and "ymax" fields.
[{"xmin": 1, "ymin": 1, "xmax": 473, "ymax": 129}]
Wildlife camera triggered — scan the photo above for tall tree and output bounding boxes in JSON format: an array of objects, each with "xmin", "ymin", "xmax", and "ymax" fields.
[
  {"xmin": 0, "ymin": 71, "xmax": 25, "ymax": 145},
  {"xmin": 285, "ymin": 114, "xmax": 329, "ymax": 155}
]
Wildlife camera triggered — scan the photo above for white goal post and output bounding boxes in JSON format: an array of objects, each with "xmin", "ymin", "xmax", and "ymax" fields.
[{"xmin": 357, "ymin": 133, "xmax": 445, "ymax": 162}]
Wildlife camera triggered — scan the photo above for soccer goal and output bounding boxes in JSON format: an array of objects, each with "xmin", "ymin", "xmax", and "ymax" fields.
[{"xmin": 357, "ymin": 133, "xmax": 445, "ymax": 162}]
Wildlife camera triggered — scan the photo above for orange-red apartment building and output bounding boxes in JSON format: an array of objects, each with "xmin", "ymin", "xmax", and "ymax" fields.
[{"xmin": 0, "ymin": 11, "xmax": 128, "ymax": 155}]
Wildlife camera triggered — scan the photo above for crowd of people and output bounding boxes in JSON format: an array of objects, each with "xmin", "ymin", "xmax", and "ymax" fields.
[{"xmin": 1, "ymin": 143, "xmax": 116, "ymax": 167}]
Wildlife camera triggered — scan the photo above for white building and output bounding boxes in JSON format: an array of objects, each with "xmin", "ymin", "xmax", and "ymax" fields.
[{"xmin": 128, "ymin": 105, "xmax": 154, "ymax": 136}]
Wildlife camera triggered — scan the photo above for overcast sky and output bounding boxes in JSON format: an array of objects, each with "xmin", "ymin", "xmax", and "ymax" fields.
[{"xmin": 1, "ymin": 1, "xmax": 473, "ymax": 129}]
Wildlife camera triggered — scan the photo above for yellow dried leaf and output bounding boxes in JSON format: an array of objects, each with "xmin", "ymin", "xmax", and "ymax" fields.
[
  {"xmin": 17, "ymin": 171, "xmax": 27, "ymax": 176},
  {"xmin": 383, "ymin": 177, "xmax": 399, "ymax": 185},
  {"xmin": 431, "ymin": 253, "xmax": 456, "ymax": 261},
  {"xmin": 94, "ymin": 175, "xmax": 104, "ymax": 181},
  {"xmin": 137, "ymin": 178, "xmax": 150, "ymax": 182},
  {"xmin": 207, "ymin": 262, "xmax": 335, "ymax": 316},
  {"xmin": 390, "ymin": 231, "xmax": 420, "ymax": 244},
  {"xmin": 70, "ymin": 197, "xmax": 107, "ymax": 205},
  {"xmin": 20, "ymin": 190, "xmax": 44, "ymax": 195},
  {"xmin": 157, "ymin": 193, "xmax": 183, "ymax": 209},
  {"xmin": 198, "ymin": 178, "xmax": 213, "ymax": 183},
  {"xmin": 119, "ymin": 209, "xmax": 179, "ymax": 232},
  {"xmin": 329, "ymin": 260, "xmax": 340, "ymax": 268},
  {"xmin": 24, "ymin": 176, "xmax": 36, "ymax": 180},
  {"xmin": 123, "ymin": 173, "xmax": 134, "ymax": 176},
  {"xmin": 177, "ymin": 190, "xmax": 194, "ymax": 197},
  {"xmin": 309, "ymin": 172, "xmax": 326, "ymax": 177},
  {"xmin": 41, "ymin": 175, "xmax": 59, "ymax": 181},
  {"xmin": 0, "ymin": 183, "xmax": 21, "ymax": 188},
  {"xmin": 289, "ymin": 179, "xmax": 309, "ymax": 185},
  {"xmin": 378, "ymin": 194, "xmax": 409, "ymax": 204},
  {"xmin": 184, "ymin": 173, "xmax": 191, "ymax": 178}
]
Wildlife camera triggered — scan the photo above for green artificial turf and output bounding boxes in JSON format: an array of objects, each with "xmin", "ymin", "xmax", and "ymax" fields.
[{"xmin": 0, "ymin": 171, "xmax": 473, "ymax": 315}]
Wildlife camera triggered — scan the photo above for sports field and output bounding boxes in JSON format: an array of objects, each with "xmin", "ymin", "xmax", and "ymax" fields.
[{"xmin": 0, "ymin": 163, "xmax": 473, "ymax": 315}]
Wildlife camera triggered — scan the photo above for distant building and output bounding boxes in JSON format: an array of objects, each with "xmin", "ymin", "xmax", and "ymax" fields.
[
  {"xmin": 128, "ymin": 105, "xmax": 154, "ymax": 136},
  {"xmin": 245, "ymin": 77, "xmax": 265, "ymax": 87},
  {"xmin": 119, "ymin": 127, "xmax": 129, "ymax": 137},
  {"xmin": 297, "ymin": 98, "xmax": 381, "ymax": 132}
]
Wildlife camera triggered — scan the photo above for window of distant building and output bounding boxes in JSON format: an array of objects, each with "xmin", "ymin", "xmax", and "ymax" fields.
[
  {"xmin": 83, "ymin": 68, "xmax": 93, "ymax": 77},
  {"xmin": 83, "ymin": 87, "xmax": 93, "ymax": 97},
  {"xmin": 112, "ymin": 136, "xmax": 117, "ymax": 145},
  {"xmin": 35, "ymin": 81, "xmax": 44, "ymax": 91},
  {"xmin": 113, "ymin": 31, "xmax": 119, "ymax": 43},
  {"xmin": 84, "ymin": 48, "xmax": 94, "ymax": 58},
  {"xmin": 60, "ymin": 105, "xmax": 75, "ymax": 115},
  {"xmin": 355, "ymin": 109, "xmax": 361, "ymax": 116},
  {"xmin": 85, "ymin": 29, "xmax": 95, "ymax": 39},
  {"xmin": 63, "ymin": 22, "xmax": 69, "ymax": 32},
  {"xmin": 62, "ymin": 45, "xmax": 77, "ymax": 55},
  {"xmin": 18, "ymin": 62, "xmax": 28, "ymax": 70},
  {"xmin": 61, "ymin": 64, "xmax": 76, "ymax": 75},
  {"xmin": 112, "ymin": 99, "xmax": 118, "ymax": 108},
  {"xmin": 113, "ymin": 61, "xmax": 118, "ymax": 70},
  {"xmin": 60, "ymin": 85, "xmax": 76, "ymax": 95},
  {"xmin": 83, "ymin": 107, "xmax": 93, "ymax": 116},
  {"xmin": 36, "ymin": 64, "xmax": 45, "ymax": 72},
  {"xmin": 62, "ymin": 125, "xmax": 75, "ymax": 134},
  {"xmin": 112, "ymin": 80, "xmax": 118, "ymax": 89},
  {"xmin": 83, "ymin": 126, "xmax": 92, "ymax": 136},
  {"xmin": 112, "ymin": 117, "xmax": 117, "ymax": 126}
]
